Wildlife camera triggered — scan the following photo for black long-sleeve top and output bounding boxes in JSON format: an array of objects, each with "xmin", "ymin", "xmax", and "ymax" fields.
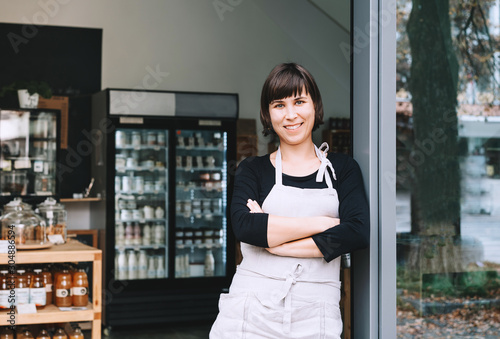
[{"xmin": 230, "ymin": 152, "xmax": 370, "ymax": 262}]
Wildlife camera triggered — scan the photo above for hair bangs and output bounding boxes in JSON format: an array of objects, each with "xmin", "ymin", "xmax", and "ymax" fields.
[{"xmin": 266, "ymin": 70, "xmax": 310, "ymax": 105}]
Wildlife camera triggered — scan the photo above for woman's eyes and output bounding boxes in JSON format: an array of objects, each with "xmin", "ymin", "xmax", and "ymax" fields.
[{"xmin": 273, "ymin": 100, "xmax": 304, "ymax": 108}]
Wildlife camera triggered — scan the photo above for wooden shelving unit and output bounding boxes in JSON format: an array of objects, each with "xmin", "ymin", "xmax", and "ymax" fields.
[
  {"xmin": 60, "ymin": 197, "xmax": 102, "ymax": 203},
  {"xmin": 0, "ymin": 240, "xmax": 102, "ymax": 338}
]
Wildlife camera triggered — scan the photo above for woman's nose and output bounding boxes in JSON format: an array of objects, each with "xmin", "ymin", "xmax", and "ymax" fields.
[{"xmin": 285, "ymin": 106, "xmax": 297, "ymax": 119}]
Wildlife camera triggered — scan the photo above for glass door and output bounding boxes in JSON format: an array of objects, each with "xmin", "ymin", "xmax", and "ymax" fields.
[
  {"xmin": 0, "ymin": 109, "xmax": 58, "ymax": 197},
  {"xmin": 174, "ymin": 129, "xmax": 227, "ymax": 278},
  {"xmin": 113, "ymin": 128, "xmax": 169, "ymax": 281}
]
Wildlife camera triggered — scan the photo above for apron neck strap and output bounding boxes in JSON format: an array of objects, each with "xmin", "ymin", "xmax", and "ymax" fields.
[
  {"xmin": 275, "ymin": 147, "xmax": 283, "ymax": 186},
  {"xmin": 276, "ymin": 143, "xmax": 336, "ymax": 188},
  {"xmin": 315, "ymin": 142, "xmax": 336, "ymax": 189}
]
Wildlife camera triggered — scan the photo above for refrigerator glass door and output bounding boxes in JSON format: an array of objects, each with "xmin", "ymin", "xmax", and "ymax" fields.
[
  {"xmin": 174, "ymin": 129, "xmax": 227, "ymax": 278},
  {"xmin": 114, "ymin": 128, "xmax": 169, "ymax": 281},
  {"xmin": 0, "ymin": 110, "xmax": 57, "ymax": 196}
]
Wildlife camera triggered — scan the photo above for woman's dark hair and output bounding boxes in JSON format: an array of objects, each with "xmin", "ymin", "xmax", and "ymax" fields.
[{"xmin": 260, "ymin": 63, "xmax": 324, "ymax": 136}]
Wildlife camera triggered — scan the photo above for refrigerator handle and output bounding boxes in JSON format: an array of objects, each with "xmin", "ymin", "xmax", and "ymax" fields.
[{"xmin": 95, "ymin": 130, "xmax": 104, "ymax": 166}]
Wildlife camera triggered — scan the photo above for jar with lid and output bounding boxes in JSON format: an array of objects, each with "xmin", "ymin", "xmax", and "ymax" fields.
[
  {"xmin": 0, "ymin": 198, "xmax": 47, "ymax": 247},
  {"xmin": 36, "ymin": 197, "xmax": 67, "ymax": 244}
]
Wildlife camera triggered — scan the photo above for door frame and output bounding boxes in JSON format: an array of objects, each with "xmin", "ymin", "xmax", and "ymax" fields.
[{"xmin": 351, "ymin": 0, "xmax": 396, "ymax": 338}]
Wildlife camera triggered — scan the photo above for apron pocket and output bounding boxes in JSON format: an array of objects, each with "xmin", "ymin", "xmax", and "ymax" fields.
[
  {"xmin": 210, "ymin": 293, "xmax": 248, "ymax": 339},
  {"xmin": 245, "ymin": 292, "xmax": 286, "ymax": 338},
  {"xmin": 290, "ymin": 301, "xmax": 321, "ymax": 339},
  {"xmin": 323, "ymin": 302, "xmax": 343, "ymax": 339}
]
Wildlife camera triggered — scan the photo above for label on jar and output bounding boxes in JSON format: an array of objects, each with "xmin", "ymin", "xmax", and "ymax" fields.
[
  {"xmin": 56, "ymin": 288, "xmax": 71, "ymax": 298},
  {"xmin": 0, "ymin": 290, "xmax": 11, "ymax": 308},
  {"xmin": 15, "ymin": 287, "xmax": 30, "ymax": 305},
  {"xmin": 45, "ymin": 283, "xmax": 52, "ymax": 292},
  {"xmin": 72, "ymin": 287, "xmax": 88, "ymax": 296},
  {"xmin": 29, "ymin": 287, "xmax": 46, "ymax": 306}
]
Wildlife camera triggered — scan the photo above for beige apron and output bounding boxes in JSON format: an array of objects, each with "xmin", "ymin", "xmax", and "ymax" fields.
[{"xmin": 211, "ymin": 143, "xmax": 342, "ymax": 339}]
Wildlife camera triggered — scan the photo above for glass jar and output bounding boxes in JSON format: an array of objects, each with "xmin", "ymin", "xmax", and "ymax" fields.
[
  {"xmin": 0, "ymin": 198, "xmax": 47, "ymax": 247},
  {"xmin": 36, "ymin": 197, "xmax": 67, "ymax": 244},
  {"xmin": 0, "ymin": 170, "xmax": 28, "ymax": 195}
]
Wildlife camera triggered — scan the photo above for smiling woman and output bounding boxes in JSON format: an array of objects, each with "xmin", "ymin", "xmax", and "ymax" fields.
[{"xmin": 209, "ymin": 63, "xmax": 370, "ymax": 339}]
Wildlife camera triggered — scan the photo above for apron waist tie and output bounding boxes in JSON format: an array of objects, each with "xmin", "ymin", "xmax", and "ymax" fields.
[{"xmin": 271, "ymin": 264, "xmax": 304, "ymax": 335}]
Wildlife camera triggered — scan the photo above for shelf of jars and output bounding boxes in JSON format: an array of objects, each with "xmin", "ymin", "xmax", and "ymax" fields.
[
  {"xmin": 176, "ymin": 166, "xmax": 223, "ymax": 172},
  {"xmin": 0, "ymin": 303, "xmax": 95, "ymax": 325},
  {"xmin": 116, "ymin": 145, "xmax": 167, "ymax": 151},
  {"xmin": 0, "ymin": 240, "xmax": 102, "ymax": 338},
  {"xmin": 115, "ymin": 190, "xmax": 166, "ymax": 196},
  {"xmin": 115, "ymin": 244, "xmax": 166, "ymax": 251},
  {"xmin": 176, "ymin": 146, "xmax": 223, "ymax": 152},
  {"xmin": 116, "ymin": 218, "xmax": 166, "ymax": 223},
  {"xmin": 115, "ymin": 166, "xmax": 166, "ymax": 173}
]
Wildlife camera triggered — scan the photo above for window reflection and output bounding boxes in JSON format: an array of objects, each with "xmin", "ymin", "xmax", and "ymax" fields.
[{"xmin": 396, "ymin": 0, "xmax": 500, "ymax": 337}]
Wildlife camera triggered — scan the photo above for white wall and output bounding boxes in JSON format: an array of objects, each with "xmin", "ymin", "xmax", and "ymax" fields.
[{"xmin": 0, "ymin": 0, "xmax": 350, "ymax": 229}]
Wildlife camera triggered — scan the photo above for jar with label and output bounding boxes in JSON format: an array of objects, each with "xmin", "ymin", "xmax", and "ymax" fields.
[
  {"xmin": 121, "ymin": 209, "xmax": 133, "ymax": 222},
  {"xmin": 52, "ymin": 328, "xmax": 68, "ymax": 339},
  {"xmin": 156, "ymin": 256, "xmax": 165, "ymax": 278},
  {"xmin": 204, "ymin": 249, "xmax": 215, "ymax": 277},
  {"xmin": 0, "ymin": 327, "xmax": 15, "ymax": 338},
  {"xmin": 142, "ymin": 223, "xmax": 152, "ymax": 245},
  {"xmin": 69, "ymin": 325, "xmax": 84, "ymax": 339},
  {"xmin": 155, "ymin": 206, "xmax": 165, "ymax": 219},
  {"xmin": 131, "ymin": 131, "xmax": 141, "ymax": 147},
  {"xmin": 0, "ymin": 270, "xmax": 10, "ymax": 309},
  {"xmin": 138, "ymin": 250, "xmax": 148, "ymax": 279},
  {"xmin": 16, "ymin": 328, "xmax": 34, "ymax": 339},
  {"xmin": 128, "ymin": 250, "xmax": 138, "ymax": 280},
  {"xmin": 115, "ymin": 130, "xmax": 127, "ymax": 148},
  {"xmin": 147, "ymin": 256, "xmax": 156, "ymax": 279},
  {"xmin": 147, "ymin": 131, "xmax": 157, "ymax": 145},
  {"xmin": 36, "ymin": 197, "xmax": 67, "ymax": 244},
  {"xmin": 36, "ymin": 329, "xmax": 51, "ymax": 339},
  {"xmin": 41, "ymin": 267, "xmax": 53, "ymax": 305},
  {"xmin": 30, "ymin": 269, "xmax": 46, "ymax": 308},
  {"xmin": 134, "ymin": 176, "xmax": 144, "ymax": 193},
  {"xmin": 157, "ymin": 132, "xmax": 166, "ymax": 146},
  {"xmin": 116, "ymin": 250, "xmax": 128, "ymax": 280},
  {"xmin": 142, "ymin": 205, "xmax": 153, "ymax": 220},
  {"xmin": 55, "ymin": 269, "xmax": 72, "ymax": 307},
  {"xmin": 15, "ymin": 270, "xmax": 30, "ymax": 306},
  {"xmin": 144, "ymin": 181, "xmax": 155, "ymax": 193},
  {"xmin": 154, "ymin": 223, "xmax": 165, "ymax": 244},
  {"xmin": 72, "ymin": 268, "xmax": 89, "ymax": 307}
]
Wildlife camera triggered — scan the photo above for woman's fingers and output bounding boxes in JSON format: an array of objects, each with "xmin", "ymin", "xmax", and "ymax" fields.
[{"xmin": 246, "ymin": 199, "xmax": 263, "ymax": 213}]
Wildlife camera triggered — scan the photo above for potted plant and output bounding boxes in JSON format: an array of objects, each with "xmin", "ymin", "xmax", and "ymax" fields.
[{"xmin": 0, "ymin": 80, "xmax": 53, "ymax": 108}]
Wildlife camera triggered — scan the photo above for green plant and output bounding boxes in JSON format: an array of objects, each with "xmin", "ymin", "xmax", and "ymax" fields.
[{"xmin": 0, "ymin": 80, "xmax": 53, "ymax": 99}]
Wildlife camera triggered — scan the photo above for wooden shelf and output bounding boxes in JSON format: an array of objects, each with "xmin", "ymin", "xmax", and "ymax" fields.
[
  {"xmin": 0, "ymin": 303, "xmax": 95, "ymax": 325},
  {"xmin": 60, "ymin": 197, "xmax": 102, "ymax": 203},
  {"xmin": 1, "ymin": 240, "xmax": 101, "ymax": 264},
  {"xmin": 1, "ymin": 240, "xmax": 102, "ymax": 338}
]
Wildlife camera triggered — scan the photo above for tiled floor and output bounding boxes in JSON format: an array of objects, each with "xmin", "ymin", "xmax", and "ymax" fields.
[{"xmin": 99, "ymin": 321, "xmax": 212, "ymax": 338}]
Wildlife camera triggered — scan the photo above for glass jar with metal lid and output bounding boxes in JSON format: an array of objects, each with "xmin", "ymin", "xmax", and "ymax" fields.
[
  {"xmin": 0, "ymin": 198, "xmax": 47, "ymax": 247},
  {"xmin": 36, "ymin": 197, "xmax": 67, "ymax": 244}
]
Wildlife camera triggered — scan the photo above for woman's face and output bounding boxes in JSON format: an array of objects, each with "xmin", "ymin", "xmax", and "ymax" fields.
[{"xmin": 269, "ymin": 89, "xmax": 315, "ymax": 147}]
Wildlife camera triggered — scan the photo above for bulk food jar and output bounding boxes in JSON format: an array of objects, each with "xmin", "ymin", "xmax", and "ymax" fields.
[
  {"xmin": 0, "ymin": 198, "xmax": 47, "ymax": 248},
  {"xmin": 36, "ymin": 197, "xmax": 67, "ymax": 244}
]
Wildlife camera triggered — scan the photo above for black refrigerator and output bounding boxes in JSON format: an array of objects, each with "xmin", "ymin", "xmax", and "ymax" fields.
[{"xmin": 91, "ymin": 89, "xmax": 238, "ymax": 329}]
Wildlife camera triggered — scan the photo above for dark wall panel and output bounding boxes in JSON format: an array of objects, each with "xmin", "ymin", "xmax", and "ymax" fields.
[{"xmin": 0, "ymin": 23, "xmax": 102, "ymax": 198}]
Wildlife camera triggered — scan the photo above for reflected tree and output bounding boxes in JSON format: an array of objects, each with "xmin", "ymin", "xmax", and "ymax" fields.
[{"xmin": 400, "ymin": 0, "xmax": 498, "ymax": 273}]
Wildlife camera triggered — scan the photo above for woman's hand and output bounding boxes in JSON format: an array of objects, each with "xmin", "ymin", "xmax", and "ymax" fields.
[
  {"xmin": 266, "ymin": 238, "xmax": 323, "ymax": 258},
  {"xmin": 247, "ymin": 199, "xmax": 264, "ymax": 213}
]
